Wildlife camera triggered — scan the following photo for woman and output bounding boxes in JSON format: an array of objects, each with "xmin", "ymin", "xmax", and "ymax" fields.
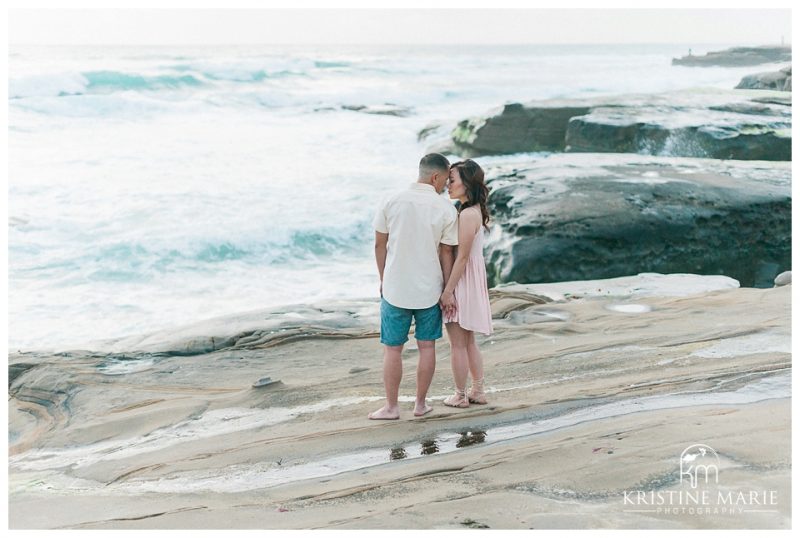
[{"xmin": 440, "ymin": 159, "xmax": 492, "ymax": 408}]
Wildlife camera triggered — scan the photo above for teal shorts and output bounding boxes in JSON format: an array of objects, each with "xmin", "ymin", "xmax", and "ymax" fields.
[{"xmin": 380, "ymin": 297, "xmax": 443, "ymax": 346}]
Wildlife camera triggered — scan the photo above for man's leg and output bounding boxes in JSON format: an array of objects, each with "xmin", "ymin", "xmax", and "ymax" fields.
[
  {"xmin": 368, "ymin": 344, "xmax": 404, "ymax": 420},
  {"xmin": 369, "ymin": 299, "xmax": 410, "ymax": 420},
  {"xmin": 414, "ymin": 339, "xmax": 435, "ymax": 416},
  {"xmin": 411, "ymin": 302, "xmax": 443, "ymax": 417}
]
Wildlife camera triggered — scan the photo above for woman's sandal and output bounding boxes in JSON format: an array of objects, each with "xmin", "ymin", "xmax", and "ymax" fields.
[
  {"xmin": 467, "ymin": 377, "xmax": 488, "ymax": 405},
  {"xmin": 443, "ymin": 387, "xmax": 469, "ymax": 408}
]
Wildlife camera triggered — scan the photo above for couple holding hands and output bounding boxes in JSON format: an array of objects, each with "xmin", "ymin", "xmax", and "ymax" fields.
[{"xmin": 369, "ymin": 153, "xmax": 492, "ymax": 420}]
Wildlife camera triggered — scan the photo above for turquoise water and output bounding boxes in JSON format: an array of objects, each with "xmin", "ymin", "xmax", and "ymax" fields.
[{"xmin": 8, "ymin": 43, "xmax": 764, "ymax": 350}]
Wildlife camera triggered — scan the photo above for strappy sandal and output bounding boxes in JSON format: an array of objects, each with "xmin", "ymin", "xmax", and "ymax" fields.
[
  {"xmin": 443, "ymin": 387, "xmax": 469, "ymax": 408},
  {"xmin": 468, "ymin": 377, "xmax": 488, "ymax": 405}
]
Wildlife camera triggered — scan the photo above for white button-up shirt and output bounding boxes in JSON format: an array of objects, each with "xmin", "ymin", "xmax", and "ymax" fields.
[{"xmin": 373, "ymin": 182, "xmax": 459, "ymax": 309}]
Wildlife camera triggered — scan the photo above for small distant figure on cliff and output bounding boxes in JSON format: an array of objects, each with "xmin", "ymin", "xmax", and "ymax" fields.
[{"xmin": 688, "ymin": 48, "xmax": 693, "ymax": 56}]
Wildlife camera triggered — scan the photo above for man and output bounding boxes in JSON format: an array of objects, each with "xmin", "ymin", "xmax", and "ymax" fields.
[{"xmin": 368, "ymin": 153, "xmax": 458, "ymax": 420}]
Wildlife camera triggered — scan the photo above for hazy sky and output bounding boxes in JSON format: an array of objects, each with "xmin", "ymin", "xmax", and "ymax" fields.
[{"xmin": 8, "ymin": 8, "xmax": 792, "ymax": 45}]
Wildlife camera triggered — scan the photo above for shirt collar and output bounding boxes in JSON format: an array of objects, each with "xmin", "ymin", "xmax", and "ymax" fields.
[{"xmin": 410, "ymin": 182, "xmax": 436, "ymax": 193}]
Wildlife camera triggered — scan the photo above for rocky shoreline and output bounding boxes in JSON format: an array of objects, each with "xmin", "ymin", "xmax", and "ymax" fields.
[
  {"xmin": 8, "ymin": 274, "xmax": 791, "ymax": 529},
  {"xmin": 7, "ymin": 41, "xmax": 793, "ymax": 530},
  {"xmin": 432, "ymin": 89, "xmax": 790, "ymax": 160}
]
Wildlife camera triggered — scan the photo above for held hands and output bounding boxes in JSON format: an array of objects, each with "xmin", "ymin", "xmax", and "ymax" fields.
[{"xmin": 439, "ymin": 290, "xmax": 457, "ymax": 319}]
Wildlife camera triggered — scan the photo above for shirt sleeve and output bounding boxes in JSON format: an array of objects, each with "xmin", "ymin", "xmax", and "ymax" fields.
[
  {"xmin": 441, "ymin": 206, "xmax": 459, "ymax": 245},
  {"xmin": 373, "ymin": 200, "xmax": 389, "ymax": 233}
]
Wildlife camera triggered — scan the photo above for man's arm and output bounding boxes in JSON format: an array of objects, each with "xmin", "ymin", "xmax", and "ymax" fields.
[
  {"xmin": 375, "ymin": 231, "xmax": 389, "ymax": 295},
  {"xmin": 439, "ymin": 243, "xmax": 455, "ymax": 292},
  {"xmin": 438, "ymin": 243, "xmax": 456, "ymax": 316}
]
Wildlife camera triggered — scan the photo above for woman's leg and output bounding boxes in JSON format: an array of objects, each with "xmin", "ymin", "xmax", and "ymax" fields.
[
  {"xmin": 444, "ymin": 322, "xmax": 470, "ymax": 407},
  {"xmin": 465, "ymin": 331, "xmax": 485, "ymax": 383},
  {"xmin": 466, "ymin": 332, "xmax": 487, "ymax": 404}
]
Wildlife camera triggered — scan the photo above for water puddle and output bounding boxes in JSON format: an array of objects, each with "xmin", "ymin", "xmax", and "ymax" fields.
[
  {"xmin": 97, "ymin": 358, "xmax": 156, "ymax": 375},
  {"xmin": 605, "ymin": 303, "xmax": 652, "ymax": 314},
  {"xmin": 105, "ymin": 369, "xmax": 789, "ymax": 494},
  {"xmin": 389, "ymin": 430, "xmax": 488, "ymax": 461}
]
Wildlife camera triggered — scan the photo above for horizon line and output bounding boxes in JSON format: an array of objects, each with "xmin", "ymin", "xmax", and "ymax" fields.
[{"xmin": 9, "ymin": 41, "xmax": 791, "ymax": 46}]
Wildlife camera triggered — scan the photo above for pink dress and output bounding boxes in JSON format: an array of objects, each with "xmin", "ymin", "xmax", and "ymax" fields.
[{"xmin": 444, "ymin": 218, "xmax": 493, "ymax": 336}]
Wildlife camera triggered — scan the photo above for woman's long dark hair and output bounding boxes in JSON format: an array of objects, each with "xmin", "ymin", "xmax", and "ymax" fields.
[{"xmin": 451, "ymin": 159, "xmax": 490, "ymax": 230}]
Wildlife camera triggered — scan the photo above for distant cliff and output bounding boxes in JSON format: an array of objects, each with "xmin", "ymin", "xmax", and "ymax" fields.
[{"xmin": 672, "ymin": 46, "xmax": 790, "ymax": 67}]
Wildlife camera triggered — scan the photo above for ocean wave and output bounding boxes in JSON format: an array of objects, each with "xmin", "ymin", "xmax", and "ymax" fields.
[
  {"xmin": 85, "ymin": 70, "xmax": 205, "ymax": 91},
  {"xmin": 9, "ymin": 63, "xmax": 313, "ymax": 100},
  {"xmin": 9, "ymin": 70, "xmax": 205, "ymax": 99},
  {"xmin": 9, "ymin": 54, "xmax": 363, "ymax": 102},
  {"xmin": 11, "ymin": 225, "xmax": 371, "ymax": 284},
  {"xmin": 170, "ymin": 57, "xmax": 317, "ymax": 82}
]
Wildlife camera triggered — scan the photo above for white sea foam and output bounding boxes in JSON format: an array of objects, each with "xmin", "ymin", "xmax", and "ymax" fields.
[{"xmin": 9, "ymin": 72, "xmax": 89, "ymax": 98}]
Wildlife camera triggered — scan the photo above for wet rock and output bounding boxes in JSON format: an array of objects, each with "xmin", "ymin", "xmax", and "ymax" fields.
[
  {"xmin": 483, "ymin": 153, "xmax": 791, "ymax": 288},
  {"xmin": 751, "ymin": 95, "xmax": 792, "ymax": 107},
  {"xmin": 774, "ymin": 271, "xmax": 792, "ymax": 287},
  {"xmin": 252, "ymin": 377, "xmax": 282, "ymax": 388},
  {"xmin": 451, "ymin": 101, "xmax": 591, "ymax": 155},
  {"xmin": 461, "ymin": 518, "xmax": 490, "ymax": 529},
  {"xmin": 341, "ymin": 103, "xmax": 413, "ymax": 117},
  {"xmin": 8, "ymin": 362, "xmax": 39, "ymax": 388},
  {"xmin": 446, "ymin": 89, "xmax": 791, "ymax": 161},
  {"xmin": 565, "ymin": 108, "xmax": 790, "ymax": 161},
  {"xmin": 417, "ymin": 122, "xmax": 444, "ymax": 141},
  {"xmin": 736, "ymin": 65, "xmax": 792, "ymax": 92},
  {"xmin": 671, "ymin": 46, "xmax": 791, "ymax": 67}
]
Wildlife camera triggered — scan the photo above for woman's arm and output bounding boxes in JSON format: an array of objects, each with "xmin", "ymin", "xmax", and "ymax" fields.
[{"xmin": 441, "ymin": 208, "xmax": 480, "ymax": 302}]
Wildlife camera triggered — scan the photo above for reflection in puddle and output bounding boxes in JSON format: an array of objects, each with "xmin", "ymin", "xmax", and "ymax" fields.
[
  {"xmin": 420, "ymin": 439, "xmax": 439, "ymax": 455},
  {"xmin": 389, "ymin": 447, "xmax": 408, "ymax": 460},
  {"xmin": 393, "ymin": 430, "xmax": 487, "ymax": 461},
  {"xmin": 456, "ymin": 430, "xmax": 486, "ymax": 448}
]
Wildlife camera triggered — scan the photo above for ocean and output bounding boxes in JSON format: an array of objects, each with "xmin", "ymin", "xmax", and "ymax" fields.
[{"xmin": 8, "ymin": 43, "xmax": 768, "ymax": 350}]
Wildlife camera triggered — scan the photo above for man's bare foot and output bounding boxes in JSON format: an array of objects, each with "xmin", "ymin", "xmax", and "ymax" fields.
[
  {"xmin": 413, "ymin": 403, "xmax": 433, "ymax": 417},
  {"xmin": 368, "ymin": 405, "xmax": 400, "ymax": 420}
]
